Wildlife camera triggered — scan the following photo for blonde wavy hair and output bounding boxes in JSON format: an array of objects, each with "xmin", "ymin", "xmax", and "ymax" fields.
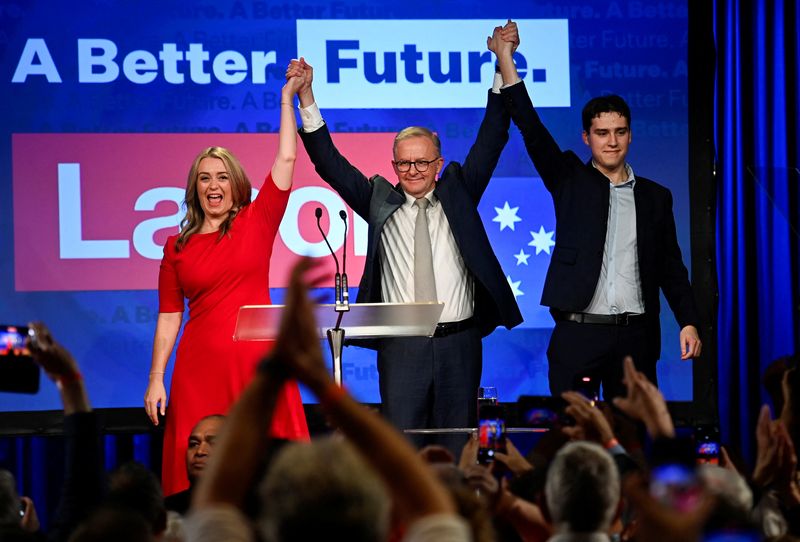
[{"xmin": 176, "ymin": 147, "xmax": 252, "ymax": 251}]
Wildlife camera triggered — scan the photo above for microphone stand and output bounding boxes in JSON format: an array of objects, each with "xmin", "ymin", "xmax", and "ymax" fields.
[
  {"xmin": 315, "ymin": 207, "xmax": 349, "ymax": 385},
  {"xmin": 338, "ymin": 210, "xmax": 350, "ymax": 312}
]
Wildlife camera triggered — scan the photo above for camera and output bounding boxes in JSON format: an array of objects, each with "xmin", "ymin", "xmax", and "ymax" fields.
[{"xmin": 0, "ymin": 325, "xmax": 40, "ymax": 394}]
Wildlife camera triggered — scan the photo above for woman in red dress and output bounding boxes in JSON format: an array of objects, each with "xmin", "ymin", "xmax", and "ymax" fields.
[{"xmin": 144, "ymin": 74, "xmax": 308, "ymax": 496}]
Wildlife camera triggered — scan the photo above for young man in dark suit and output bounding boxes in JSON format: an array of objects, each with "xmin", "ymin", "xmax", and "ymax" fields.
[{"xmin": 497, "ymin": 22, "xmax": 701, "ymax": 399}]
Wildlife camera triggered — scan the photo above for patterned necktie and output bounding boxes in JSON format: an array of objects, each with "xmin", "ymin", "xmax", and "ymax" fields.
[{"xmin": 413, "ymin": 197, "xmax": 437, "ymax": 302}]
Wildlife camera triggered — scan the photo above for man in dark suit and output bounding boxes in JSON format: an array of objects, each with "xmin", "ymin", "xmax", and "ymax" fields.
[
  {"xmin": 497, "ymin": 23, "xmax": 701, "ymax": 399},
  {"xmin": 287, "ymin": 25, "xmax": 522, "ymax": 445}
]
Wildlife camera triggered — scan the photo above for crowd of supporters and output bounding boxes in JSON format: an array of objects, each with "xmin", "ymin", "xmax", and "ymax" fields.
[{"xmin": 1, "ymin": 259, "xmax": 798, "ymax": 542}]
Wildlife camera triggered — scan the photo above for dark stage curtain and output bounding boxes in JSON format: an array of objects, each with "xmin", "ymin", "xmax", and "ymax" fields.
[{"xmin": 715, "ymin": 0, "xmax": 800, "ymax": 461}]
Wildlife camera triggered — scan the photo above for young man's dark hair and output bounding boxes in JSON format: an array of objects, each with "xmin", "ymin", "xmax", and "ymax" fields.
[{"xmin": 581, "ymin": 95, "xmax": 632, "ymax": 132}]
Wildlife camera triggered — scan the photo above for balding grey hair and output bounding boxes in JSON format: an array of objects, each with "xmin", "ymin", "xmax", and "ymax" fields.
[
  {"xmin": 258, "ymin": 437, "xmax": 390, "ymax": 542},
  {"xmin": 545, "ymin": 441, "xmax": 620, "ymax": 533}
]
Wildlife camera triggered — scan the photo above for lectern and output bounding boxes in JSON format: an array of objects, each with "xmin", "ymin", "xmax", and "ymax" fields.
[{"xmin": 234, "ymin": 302, "xmax": 444, "ymax": 385}]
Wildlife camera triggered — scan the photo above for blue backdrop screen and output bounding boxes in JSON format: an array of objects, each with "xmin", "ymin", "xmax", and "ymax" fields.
[{"xmin": 0, "ymin": 0, "xmax": 691, "ymax": 410}]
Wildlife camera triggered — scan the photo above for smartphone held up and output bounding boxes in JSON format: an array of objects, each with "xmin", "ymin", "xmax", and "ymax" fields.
[{"xmin": 0, "ymin": 325, "xmax": 40, "ymax": 394}]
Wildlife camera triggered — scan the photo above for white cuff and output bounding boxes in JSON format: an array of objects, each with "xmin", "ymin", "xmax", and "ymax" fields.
[
  {"xmin": 299, "ymin": 102, "xmax": 325, "ymax": 132},
  {"xmin": 501, "ymin": 78, "xmax": 522, "ymax": 90},
  {"xmin": 491, "ymin": 71, "xmax": 504, "ymax": 94}
]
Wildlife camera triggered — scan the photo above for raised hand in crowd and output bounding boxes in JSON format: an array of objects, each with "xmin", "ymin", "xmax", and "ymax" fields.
[
  {"xmin": 753, "ymin": 404, "xmax": 800, "ymax": 508},
  {"xmin": 455, "ymin": 434, "xmax": 502, "ymax": 503},
  {"xmin": 561, "ymin": 391, "xmax": 616, "ymax": 446},
  {"xmin": 418, "ymin": 445, "xmax": 457, "ymax": 465},
  {"xmin": 192, "ymin": 258, "xmax": 465, "ymax": 541},
  {"xmin": 457, "ymin": 432, "xmax": 533, "ymax": 477},
  {"xmin": 267, "ymin": 259, "xmax": 330, "ymax": 391},
  {"xmin": 719, "ymin": 446, "xmax": 739, "ymax": 475},
  {"xmin": 457, "ymin": 435, "xmax": 549, "ymax": 542},
  {"xmin": 23, "ymin": 323, "xmax": 106, "ymax": 542},
  {"xmin": 493, "ymin": 438, "xmax": 534, "ymax": 478},
  {"xmin": 613, "ymin": 356, "xmax": 675, "ymax": 438},
  {"xmin": 622, "ymin": 471, "xmax": 716, "ymax": 542},
  {"xmin": 273, "ymin": 260, "xmax": 459, "ymax": 526},
  {"xmin": 562, "ymin": 389, "xmax": 642, "ymax": 479},
  {"xmin": 27, "ymin": 322, "xmax": 90, "ymax": 415},
  {"xmin": 19, "ymin": 496, "xmax": 40, "ymax": 534},
  {"xmin": 0, "ymin": 469, "xmax": 40, "ymax": 537},
  {"xmin": 780, "ymin": 366, "xmax": 799, "ymax": 449},
  {"xmin": 192, "ymin": 258, "xmax": 327, "ymax": 510}
]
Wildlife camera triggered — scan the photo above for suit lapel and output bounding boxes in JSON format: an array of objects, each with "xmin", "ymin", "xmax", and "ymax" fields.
[
  {"xmin": 370, "ymin": 178, "xmax": 404, "ymax": 248},
  {"xmin": 633, "ymin": 181, "xmax": 649, "ymax": 246}
]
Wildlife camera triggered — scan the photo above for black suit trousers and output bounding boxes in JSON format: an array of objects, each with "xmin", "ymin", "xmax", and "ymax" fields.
[
  {"xmin": 547, "ymin": 318, "xmax": 658, "ymax": 401},
  {"xmin": 376, "ymin": 326, "xmax": 482, "ymax": 451}
]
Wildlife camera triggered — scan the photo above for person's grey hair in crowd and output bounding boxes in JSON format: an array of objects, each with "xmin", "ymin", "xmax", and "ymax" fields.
[
  {"xmin": 0, "ymin": 470, "xmax": 22, "ymax": 526},
  {"xmin": 257, "ymin": 437, "xmax": 390, "ymax": 542},
  {"xmin": 545, "ymin": 441, "xmax": 620, "ymax": 534}
]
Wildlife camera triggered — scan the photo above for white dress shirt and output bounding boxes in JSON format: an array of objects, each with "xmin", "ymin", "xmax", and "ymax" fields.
[{"xmin": 299, "ymin": 105, "xmax": 476, "ymax": 323}]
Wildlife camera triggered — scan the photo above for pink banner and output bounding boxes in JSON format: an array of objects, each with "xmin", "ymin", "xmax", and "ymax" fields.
[{"xmin": 12, "ymin": 133, "xmax": 396, "ymax": 291}]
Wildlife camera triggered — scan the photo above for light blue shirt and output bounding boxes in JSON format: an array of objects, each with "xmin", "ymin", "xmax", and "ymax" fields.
[{"xmin": 583, "ymin": 163, "xmax": 644, "ymax": 315}]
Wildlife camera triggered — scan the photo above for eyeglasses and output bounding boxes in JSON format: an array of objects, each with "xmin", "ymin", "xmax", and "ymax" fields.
[{"xmin": 392, "ymin": 158, "xmax": 440, "ymax": 173}]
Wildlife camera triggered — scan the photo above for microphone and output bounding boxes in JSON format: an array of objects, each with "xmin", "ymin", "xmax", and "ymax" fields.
[
  {"xmin": 315, "ymin": 207, "xmax": 342, "ymax": 307},
  {"xmin": 339, "ymin": 210, "xmax": 350, "ymax": 308}
]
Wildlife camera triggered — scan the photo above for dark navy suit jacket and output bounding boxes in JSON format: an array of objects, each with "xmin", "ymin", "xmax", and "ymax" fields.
[
  {"xmin": 502, "ymin": 82, "xmax": 698, "ymax": 355},
  {"xmin": 299, "ymin": 90, "xmax": 522, "ymax": 338}
]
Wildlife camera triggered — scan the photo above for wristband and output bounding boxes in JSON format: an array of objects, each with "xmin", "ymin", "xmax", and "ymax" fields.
[
  {"xmin": 56, "ymin": 371, "xmax": 83, "ymax": 390},
  {"xmin": 603, "ymin": 438, "xmax": 620, "ymax": 450}
]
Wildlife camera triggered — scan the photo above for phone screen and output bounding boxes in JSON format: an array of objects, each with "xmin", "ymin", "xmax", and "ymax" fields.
[
  {"xmin": 702, "ymin": 532, "xmax": 761, "ymax": 542},
  {"xmin": 694, "ymin": 425, "xmax": 721, "ymax": 465},
  {"xmin": 477, "ymin": 417, "xmax": 506, "ymax": 464},
  {"xmin": 0, "ymin": 325, "xmax": 40, "ymax": 394},
  {"xmin": 696, "ymin": 441, "xmax": 720, "ymax": 465},
  {"xmin": 573, "ymin": 374, "xmax": 600, "ymax": 403},
  {"xmin": 518, "ymin": 396, "xmax": 566, "ymax": 428},
  {"xmin": 0, "ymin": 325, "xmax": 31, "ymax": 358}
]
